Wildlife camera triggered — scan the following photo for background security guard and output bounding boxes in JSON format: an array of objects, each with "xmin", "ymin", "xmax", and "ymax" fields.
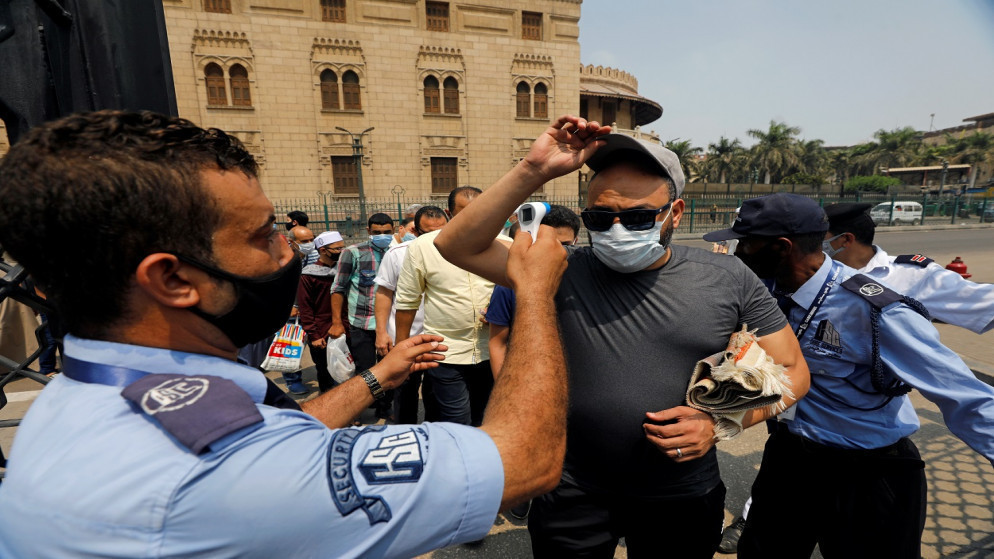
[
  {"xmin": 823, "ymin": 202, "xmax": 994, "ymax": 334},
  {"xmin": 707, "ymin": 193, "xmax": 994, "ymax": 559}
]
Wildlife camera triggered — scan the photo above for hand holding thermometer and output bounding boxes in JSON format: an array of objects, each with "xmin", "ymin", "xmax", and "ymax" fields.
[{"xmin": 515, "ymin": 202, "xmax": 550, "ymax": 244}]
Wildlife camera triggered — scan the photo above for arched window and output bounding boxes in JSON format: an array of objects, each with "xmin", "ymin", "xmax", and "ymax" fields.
[
  {"xmin": 229, "ymin": 64, "xmax": 252, "ymax": 106},
  {"xmin": 443, "ymin": 77, "xmax": 459, "ymax": 115},
  {"xmin": 320, "ymin": 70, "xmax": 339, "ymax": 110},
  {"xmin": 321, "ymin": 0, "xmax": 346, "ymax": 22},
  {"xmin": 424, "ymin": 76, "xmax": 440, "ymax": 114},
  {"xmin": 342, "ymin": 70, "xmax": 361, "ymax": 110},
  {"xmin": 205, "ymin": 63, "xmax": 227, "ymax": 106},
  {"xmin": 533, "ymin": 83, "xmax": 548, "ymax": 119},
  {"xmin": 516, "ymin": 82, "xmax": 530, "ymax": 118}
]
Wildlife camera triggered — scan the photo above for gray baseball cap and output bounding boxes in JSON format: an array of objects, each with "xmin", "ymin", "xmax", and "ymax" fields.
[{"xmin": 586, "ymin": 134, "xmax": 686, "ymax": 197}]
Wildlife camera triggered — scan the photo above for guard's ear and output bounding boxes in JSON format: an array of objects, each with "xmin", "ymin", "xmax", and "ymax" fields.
[
  {"xmin": 771, "ymin": 237, "xmax": 793, "ymax": 256},
  {"xmin": 134, "ymin": 253, "xmax": 204, "ymax": 309}
]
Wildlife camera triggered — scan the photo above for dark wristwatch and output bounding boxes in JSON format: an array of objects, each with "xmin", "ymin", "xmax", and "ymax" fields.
[{"xmin": 359, "ymin": 369, "xmax": 385, "ymax": 400}]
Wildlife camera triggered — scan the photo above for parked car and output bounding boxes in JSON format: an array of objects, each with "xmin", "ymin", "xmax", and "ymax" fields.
[
  {"xmin": 981, "ymin": 205, "xmax": 994, "ymax": 223},
  {"xmin": 870, "ymin": 201, "xmax": 923, "ymax": 225}
]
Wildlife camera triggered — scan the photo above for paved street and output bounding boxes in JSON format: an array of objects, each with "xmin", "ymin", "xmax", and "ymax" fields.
[{"xmin": 1, "ymin": 225, "xmax": 992, "ymax": 558}]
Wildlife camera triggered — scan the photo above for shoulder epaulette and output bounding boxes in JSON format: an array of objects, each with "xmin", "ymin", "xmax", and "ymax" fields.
[
  {"xmin": 122, "ymin": 374, "xmax": 264, "ymax": 454},
  {"xmin": 840, "ymin": 274, "xmax": 903, "ymax": 309},
  {"xmin": 894, "ymin": 254, "xmax": 933, "ymax": 267}
]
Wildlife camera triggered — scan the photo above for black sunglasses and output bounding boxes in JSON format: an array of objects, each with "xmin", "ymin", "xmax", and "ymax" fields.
[{"xmin": 580, "ymin": 203, "xmax": 672, "ymax": 232}]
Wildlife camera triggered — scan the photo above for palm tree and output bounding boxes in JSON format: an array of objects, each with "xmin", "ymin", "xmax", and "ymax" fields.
[
  {"xmin": 747, "ymin": 120, "xmax": 801, "ymax": 183},
  {"xmin": 664, "ymin": 139, "xmax": 703, "ymax": 183},
  {"xmin": 702, "ymin": 137, "xmax": 743, "ymax": 183},
  {"xmin": 853, "ymin": 127, "xmax": 921, "ymax": 174},
  {"xmin": 947, "ymin": 131, "xmax": 994, "ymax": 189},
  {"xmin": 794, "ymin": 138, "xmax": 827, "ymax": 176}
]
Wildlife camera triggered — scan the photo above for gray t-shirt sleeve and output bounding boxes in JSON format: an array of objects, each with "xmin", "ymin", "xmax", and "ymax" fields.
[{"xmin": 734, "ymin": 259, "xmax": 789, "ymax": 337}]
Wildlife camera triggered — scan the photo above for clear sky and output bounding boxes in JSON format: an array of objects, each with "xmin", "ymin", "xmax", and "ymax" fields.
[{"xmin": 578, "ymin": 0, "xmax": 994, "ymax": 149}]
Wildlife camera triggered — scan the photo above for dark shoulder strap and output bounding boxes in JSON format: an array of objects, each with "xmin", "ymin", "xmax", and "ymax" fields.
[
  {"xmin": 894, "ymin": 254, "xmax": 933, "ymax": 267},
  {"xmin": 840, "ymin": 274, "xmax": 903, "ymax": 309},
  {"xmin": 122, "ymin": 374, "xmax": 264, "ymax": 454}
]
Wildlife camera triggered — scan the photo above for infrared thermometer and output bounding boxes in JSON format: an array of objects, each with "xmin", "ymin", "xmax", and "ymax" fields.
[{"xmin": 515, "ymin": 202, "xmax": 550, "ymax": 244}]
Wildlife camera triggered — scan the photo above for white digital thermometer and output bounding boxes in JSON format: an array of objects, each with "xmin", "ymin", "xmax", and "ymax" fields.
[{"xmin": 515, "ymin": 202, "xmax": 550, "ymax": 244}]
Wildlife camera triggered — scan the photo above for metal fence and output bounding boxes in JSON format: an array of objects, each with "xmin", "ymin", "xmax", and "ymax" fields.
[{"xmin": 273, "ymin": 191, "xmax": 993, "ymax": 244}]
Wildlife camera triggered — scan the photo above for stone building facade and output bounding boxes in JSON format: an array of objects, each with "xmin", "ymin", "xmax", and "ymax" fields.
[{"xmin": 161, "ymin": 0, "xmax": 586, "ymax": 200}]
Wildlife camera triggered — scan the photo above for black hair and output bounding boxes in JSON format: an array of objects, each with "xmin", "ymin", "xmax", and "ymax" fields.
[
  {"xmin": 368, "ymin": 212, "xmax": 394, "ymax": 228},
  {"xmin": 400, "ymin": 217, "xmax": 415, "ymax": 228},
  {"xmin": 542, "ymin": 205, "xmax": 581, "ymax": 235},
  {"xmin": 447, "ymin": 185, "xmax": 483, "ymax": 213},
  {"xmin": 287, "ymin": 210, "xmax": 309, "ymax": 226},
  {"xmin": 788, "ymin": 232, "xmax": 827, "ymax": 255},
  {"xmin": 828, "ymin": 215, "xmax": 875, "ymax": 245},
  {"xmin": 0, "ymin": 110, "xmax": 255, "ymax": 338},
  {"xmin": 414, "ymin": 206, "xmax": 448, "ymax": 234}
]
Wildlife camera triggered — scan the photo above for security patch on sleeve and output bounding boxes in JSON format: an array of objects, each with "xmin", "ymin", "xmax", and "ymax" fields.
[
  {"xmin": 328, "ymin": 426, "xmax": 427, "ymax": 525},
  {"xmin": 894, "ymin": 254, "xmax": 933, "ymax": 267},
  {"xmin": 122, "ymin": 374, "xmax": 263, "ymax": 454},
  {"xmin": 840, "ymin": 274, "xmax": 902, "ymax": 309}
]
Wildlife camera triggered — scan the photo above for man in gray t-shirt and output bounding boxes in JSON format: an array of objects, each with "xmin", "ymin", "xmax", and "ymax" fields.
[{"xmin": 436, "ymin": 117, "xmax": 810, "ymax": 558}]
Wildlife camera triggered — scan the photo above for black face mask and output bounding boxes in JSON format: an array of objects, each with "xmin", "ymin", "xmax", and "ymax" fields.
[
  {"xmin": 284, "ymin": 221, "xmax": 293, "ymax": 231},
  {"xmin": 175, "ymin": 254, "xmax": 302, "ymax": 347},
  {"xmin": 736, "ymin": 242, "xmax": 782, "ymax": 280}
]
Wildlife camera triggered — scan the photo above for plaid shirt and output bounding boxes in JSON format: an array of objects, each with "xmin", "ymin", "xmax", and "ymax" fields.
[{"xmin": 330, "ymin": 241, "xmax": 385, "ymax": 331}]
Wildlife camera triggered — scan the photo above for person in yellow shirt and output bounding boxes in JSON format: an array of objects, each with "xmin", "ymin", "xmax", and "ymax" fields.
[{"xmin": 394, "ymin": 186, "xmax": 494, "ymax": 426}]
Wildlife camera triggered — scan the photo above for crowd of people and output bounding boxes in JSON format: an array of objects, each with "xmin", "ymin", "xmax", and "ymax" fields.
[{"xmin": 0, "ymin": 109, "xmax": 991, "ymax": 559}]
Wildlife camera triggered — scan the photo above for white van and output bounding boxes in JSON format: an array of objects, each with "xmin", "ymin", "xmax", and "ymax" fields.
[{"xmin": 869, "ymin": 201, "xmax": 923, "ymax": 225}]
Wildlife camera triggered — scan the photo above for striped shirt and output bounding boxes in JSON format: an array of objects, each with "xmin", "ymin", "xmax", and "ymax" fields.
[{"xmin": 330, "ymin": 241, "xmax": 385, "ymax": 331}]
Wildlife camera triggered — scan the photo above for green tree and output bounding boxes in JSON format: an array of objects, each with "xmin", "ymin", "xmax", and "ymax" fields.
[
  {"xmin": 747, "ymin": 120, "xmax": 801, "ymax": 183},
  {"xmin": 701, "ymin": 136, "xmax": 743, "ymax": 183},
  {"xmin": 794, "ymin": 138, "xmax": 827, "ymax": 177},
  {"xmin": 852, "ymin": 126, "xmax": 921, "ymax": 175},
  {"xmin": 946, "ymin": 131, "xmax": 994, "ymax": 189},
  {"xmin": 844, "ymin": 175, "xmax": 902, "ymax": 193},
  {"xmin": 664, "ymin": 139, "xmax": 703, "ymax": 183}
]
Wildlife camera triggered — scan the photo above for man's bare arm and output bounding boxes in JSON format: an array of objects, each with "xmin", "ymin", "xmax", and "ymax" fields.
[
  {"xmin": 329, "ymin": 292, "xmax": 346, "ymax": 338},
  {"xmin": 302, "ymin": 334, "xmax": 447, "ymax": 429},
  {"xmin": 394, "ymin": 309, "xmax": 417, "ymax": 345},
  {"xmin": 742, "ymin": 324, "xmax": 809, "ymax": 426},
  {"xmin": 374, "ymin": 286, "xmax": 395, "ymax": 356},
  {"xmin": 479, "ymin": 227, "xmax": 568, "ymax": 510},
  {"xmin": 488, "ymin": 324, "xmax": 509, "ymax": 379},
  {"xmin": 435, "ymin": 115, "xmax": 609, "ymax": 286}
]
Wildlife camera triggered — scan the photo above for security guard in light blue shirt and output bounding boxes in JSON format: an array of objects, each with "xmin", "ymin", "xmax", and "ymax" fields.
[
  {"xmin": 0, "ymin": 111, "xmax": 573, "ymax": 559},
  {"xmin": 705, "ymin": 193, "xmax": 994, "ymax": 559},
  {"xmin": 0, "ymin": 336, "xmax": 502, "ymax": 559},
  {"xmin": 824, "ymin": 202, "xmax": 994, "ymax": 334}
]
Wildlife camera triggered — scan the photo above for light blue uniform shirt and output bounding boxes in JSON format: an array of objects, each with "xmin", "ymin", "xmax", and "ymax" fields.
[
  {"xmin": 860, "ymin": 246, "xmax": 994, "ymax": 334},
  {"xmin": 778, "ymin": 255, "xmax": 994, "ymax": 465},
  {"xmin": 0, "ymin": 336, "xmax": 503, "ymax": 558}
]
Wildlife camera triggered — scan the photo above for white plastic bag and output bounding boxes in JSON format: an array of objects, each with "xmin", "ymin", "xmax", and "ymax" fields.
[
  {"xmin": 261, "ymin": 321, "xmax": 306, "ymax": 373},
  {"xmin": 327, "ymin": 334, "xmax": 356, "ymax": 384}
]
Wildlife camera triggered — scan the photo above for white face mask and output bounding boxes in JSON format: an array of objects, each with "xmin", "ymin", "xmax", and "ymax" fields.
[
  {"xmin": 822, "ymin": 234, "xmax": 845, "ymax": 258},
  {"xmin": 590, "ymin": 209, "xmax": 671, "ymax": 273},
  {"xmin": 296, "ymin": 242, "xmax": 315, "ymax": 255}
]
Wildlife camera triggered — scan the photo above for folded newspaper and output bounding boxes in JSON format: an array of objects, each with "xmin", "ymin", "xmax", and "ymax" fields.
[{"xmin": 686, "ymin": 325, "xmax": 794, "ymax": 440}]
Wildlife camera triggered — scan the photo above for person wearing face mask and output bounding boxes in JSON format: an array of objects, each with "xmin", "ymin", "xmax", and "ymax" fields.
[
  {"xmin": 823, "ymin": 202, "xmax": 994, "ymax": 334},
  {"xmin": 294, "ymin": 231, "xmax": 346, "ymax": 394},
  {"xmin": 330, "ymin": 213, "xmax": 396, "ymax": 419},
  {"xmin": 705, "ymin": 193, "xmax": 994, "ymax": 559},
  {"xmin": 288, "ymin": 225, "xmax": 318, "ymax": 266},
  {"xmin": 391, "ymin": 217, "xmax": 418, "ymax": 247},
  {"xmin": 285, "ymin": 210, "xmax": 309, "ymax": 230},
  {"xmin": 435, "ymin": 117, "xmax": 810, "ymax": 558}
]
